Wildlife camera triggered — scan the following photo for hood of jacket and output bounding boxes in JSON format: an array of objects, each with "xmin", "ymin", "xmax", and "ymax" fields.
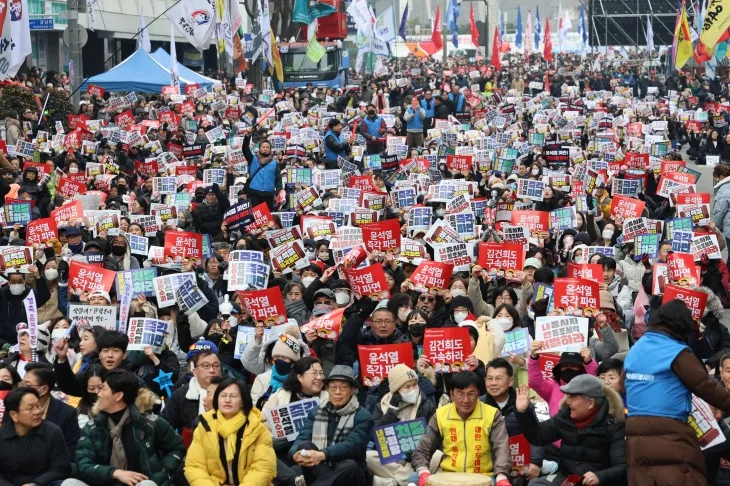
[
  {"xmin": 694, "ymin": 285, "xmax": 724, "ymax": 320},
  {"xmin": 91, "ymin": 386, "xmax": 158, "ymax": 418},
  {"xmin": 557, "ymin": 384, "xmax": 625, "ymax": 424},
  {"xmin": 4, "ymin": 118, "xmax": 20, "ymax": 129},
  {"xmin": 606, "ymin": 275, "xmax": 623, "ymax": 292}
]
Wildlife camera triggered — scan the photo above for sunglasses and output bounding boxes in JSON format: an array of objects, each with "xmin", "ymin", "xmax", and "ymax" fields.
[{"xmin": 418, "ymin": 295, "xmax": 436, "ymax": 303}]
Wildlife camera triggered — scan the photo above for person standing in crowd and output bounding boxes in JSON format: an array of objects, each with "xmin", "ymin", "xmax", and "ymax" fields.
[{"xmin": 242, "ymin": 135, "xmax": 282, "ymax": 210}]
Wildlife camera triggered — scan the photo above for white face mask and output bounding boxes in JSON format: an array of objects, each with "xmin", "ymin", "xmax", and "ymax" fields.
[
  {"xmin": 305, "ymin": 250, "xmax": 316, "ymax": 260},
  {"xmin": 398, "ymin": 308, "xmax": 411, "ymax": 322},
  {"xmin": 69, "ymin": 167, "xmax": 78, "ymax": 174},
  {"xmin": 9, "ymin": 284, "xmax": 25, "ymax": 295},
  {"xmin": 454, "ymin": 311, "xmax": 468, "ymax": 323},
  {"xmin": 450, "ymin": 289, "xmax": 465, "ymax": 297},
  {"xmin": 44, "ymin": 268, "xmax": 59, "ymax": 281},
  {"xmin": 493, "ymin": 317, "xmax": 513, "ymax": 331},
  {"xmin": 51, "ymin": 328, "xmax": 67, "ymax": 343},
  {"xmin": 602, "ymin": 229, "xmax": 614, "ymax": 240},
  {"xmin": 435, "ymin": 209, "xmax": 445, "ymax": 218},
  {"xmin": 335, "ymin": 292, "xmax": 351, "ymax": 305},
  {"xmin": 401, "ymin": 388, "xmax": 420, "ymax": 404},
  {"xmin": 302, "ymin": 276, "xmax": 316, "ymax": 288},
  {"xmin": 531, "ymin": 168, "xmax": 540, "ymax": 175}
]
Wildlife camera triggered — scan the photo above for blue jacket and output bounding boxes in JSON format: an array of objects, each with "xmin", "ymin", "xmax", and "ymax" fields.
[
  {"xmin": 403, "ymin": 106, "xmax": 426, "ymax": 133},
  {"xmin": 248, "ymin": 156, "xmax": 278, "ymax": 195},
  {"xmin": 624, "ymin": 330, "xmax": 692, "ymax": 420},
  {"xmin": 714, "ymin": 177, "xmax": 730, "ymax": 240},
  {"xmin": 360, "ymin": 115, "xmax": 384, "ymax": 140},
  {"xmin": 289, "ymin": 404, "xmax": 374, "ymax": 467},
  {"xmin": 324, "ymin": 129, "xmax": 348, "ymax": 162},
  {"xmin": 449, "ymin": 92, "xmax": 465, "ymax": 113},
  {"xmin": 420, "ymin": 98, "xmax": 435, "ymax": 118}
]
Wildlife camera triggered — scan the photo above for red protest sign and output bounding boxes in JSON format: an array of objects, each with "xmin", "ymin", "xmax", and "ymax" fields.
[
  {"xmin": 409, "ymin": 261, "xmax": 454, "ymax": 294},
  {"xmin": 162, "ymin": 85, "xmax": 180, "ymax": 96},
  {"xmin": 67, "ymin": 114, "xmax": 89, "ymax": 131},
  {"xmin": 676, "ymin": 193, "xmax": 711, "ymax": 206},
  {"xmin": 341, "ymin": 246, "xmax": 369, "ymax": 268},
  {"xmin": 511, "ymin": 210, "xmax": 550, "ymax": 236},
  {"xmin": 661, "ymin": 159, "xmax": 686, "ymax": 174},
  {"xmin": 358, "ymin": 343, "xmax": 415, "ymax": 386},
  {"xmin": 477, "ymin": 242, "xmax": 525, "ymax": 279},
  {"xmin": 539, "ymin": 353, "xmax": 562, "ymax": 380},
  {"xmin": 180, "ymin": 101, "xmax": 195, "ymax": 115},
  {"xmin": 667, "ymin": 252, "xmax": 701, "ymax": 286},
  {"xmin": 567, "ymin": 263, "xmax": 604, "ymax": 284},
  {"xmin": 168, "ymin": 143, "xmax": 183, "ymax": 159},
  {"xmin": 164, "ymin": 231, "xmax": 203, "ymax": 262},
  {"xmin": 68, "ymin": 261, "xmax": 115, "ymax": 294},
  {"xmin": 26, "ymin": 218, "xmax": 57, "ymax": 247},
  {"xmin": 666, "ymin": 171, "xmax": 697, "ymax": 186},
  {"xmin": 362, "ymin": 219, "xmax": 401, "ymax": 256},
  {"xmin": 225, "ymin": 107, "xmax": 241, "ymax": 121},
  {"xmin": 343, "ymin": 265, "xmax": 391, "ymax": 301},
  {"xmin": 610, "ymin": 195, "xmax": 645, "ymax": 219},
  {"xmin": 446, "ymin": 154, "xmax": 473, "ymax": 173},
  {"xmin": 56, "ymin": 176, "xmax": 87, "ymax": 198},
  {"xmin": 663, "ymin": 285, "xmax": 708, "ymax": 320},
  {"xmin": 244, "ymin": 203, "xmax": 275, "ymax": 235},
  {"xmin": 238, "ymin": 287, "xmax": 288, "ymax": 327},
  {"xmin": 23, "ymin": 161, "xmax": 51, "ymax": 177},
  {"xmin": 508, "ymin": 435, "xmax": 531, "ymax": 475},
  {"xmin": 115, "ymin": 110, "xmax": 135, "ymax": 129},
  {"xmin": 422, "ymin": 327, "xmax": 472, "ymax": 372},
  {"xmin": 624, "ymin": 152, "xmax": 649, "ymax": 169},
  {"xmin": 86, "ymin": 84, "xmax": 105, "ymax": 98},
  {"xmin": 158, "ymin": 111, "xmax": 178, "ymax": 126},
  {"xmin": 51, "ymin": 200, "xmax": 85, "ymax": 228},
  {"xmin": 184, "ymin": 83, "xmax": 200, "ymax": 96},
  {"xmin": 63, "ymin": 131, "xmax": 81, "ymax": 149},
  {"xmin": 349, "ymin": 175, "xmax": 378, "ymax": 192},
  {"xmin": 300, "ymin": 308, "xmax": 346, "ymax": 340},
  {"xmin": 135, "ymin": 160, "xmax": 159, "ymax": 178},
  {"xmin": 553, "ymin": 277, "xmax": 600, "ymax": 317}
]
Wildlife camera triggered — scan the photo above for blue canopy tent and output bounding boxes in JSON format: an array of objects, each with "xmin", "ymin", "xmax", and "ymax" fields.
[
  {"xmin": 150, "ymin": 48, "xmax": 219, "ymax": 87},
  {"xmin": 80, "ymin": 49, "xmax": 214, "ymax": 93}
]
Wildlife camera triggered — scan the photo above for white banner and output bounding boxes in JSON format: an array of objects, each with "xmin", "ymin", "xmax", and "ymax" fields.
[
  {"xmin": 23, "ymin": 292, "xmax": 37, "ymax": 349},
  {"xmin": 375, "ymin": 6, "xmax": 396, "ymax": 42},
  {"xmin": 165, "ymin": 0, "xmax": 217, "ymax": 51},
  {"xmin": 347, "ymin": 0, "xmax": 373, "ymax": 35},
  {"xmin": 0, "ymin": 0, "xmax": 32, "ymax": 80}
]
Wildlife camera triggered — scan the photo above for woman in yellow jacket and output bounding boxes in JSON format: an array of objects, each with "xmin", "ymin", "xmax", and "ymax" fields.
[{"xmin": 185, "ymin": 377, "xmax": 277, "ymax": 486}]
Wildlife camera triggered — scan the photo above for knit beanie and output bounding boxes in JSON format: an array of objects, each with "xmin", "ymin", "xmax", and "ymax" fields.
[
  {"xmin": 272, "ymin": 325, "xmax": 304, "ymax": 362},
  {"xmin": 449, "ymin": 295, "xmax": 475, "ymax": 315},
  {"xmin": 388, "ymin": 364, "xmax": 418, "ymax": 393}
]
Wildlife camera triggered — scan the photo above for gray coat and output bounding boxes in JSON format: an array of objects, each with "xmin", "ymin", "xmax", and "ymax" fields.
[{"xmin": 713, "ymin": 177, "xmax": 730, "ymax": 240}]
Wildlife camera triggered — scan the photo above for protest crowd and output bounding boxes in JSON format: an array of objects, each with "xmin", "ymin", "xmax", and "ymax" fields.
[{"xmin": 6, "ymin": 47, "xmax": 730, "ymax": 486}]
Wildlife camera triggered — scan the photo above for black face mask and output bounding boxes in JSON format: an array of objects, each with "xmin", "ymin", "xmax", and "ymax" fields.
[
  {"xmin": 368, "ymin": 110, "xmax": 376, "ymax": 116},
  {"xmin": 409, "ymin": 324, "xmax": 426, "ymax": 337},
  {"xmin": 195, "ymin": 195, "xmax": 205, "ymax": 203},
  {"xmin": 208, "ymin": 333, "xmax": 223, "ymax": 344},
  {"xmin": 559, "ymin": 368, "xmax": 584, "ymax": 384},
  {"xmin": 0, "ymin": 381, "xmax": 12, "ymax": 391},
  {"xmin": 111, "ymin": 245, "xmax": 126, "ymax": 256},
  {"xmin": 259, "ymin": 151, "xmax": 271, "ymax": 159},
  {"xmin": 274, "ymin": 359, "xmax": 292, "ymax": 375},
  {"xmin": 116, "ymin": 185, "xmax": 127, "ymax": 195}
]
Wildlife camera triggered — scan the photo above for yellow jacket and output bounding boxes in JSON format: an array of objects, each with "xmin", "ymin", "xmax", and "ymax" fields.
[{"xmin": 184, "ymin": 408, "xmax": 277, "ymax": 486}]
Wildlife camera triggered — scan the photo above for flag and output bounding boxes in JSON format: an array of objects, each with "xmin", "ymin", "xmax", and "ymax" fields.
[
  {"xmin": 700, "ymin": 0, "xmax": 730, "ymax": 49},
  {"xmin": 170, "ymin": 22, "xmax": 179, "ymax": 87},
  {"xmin": 706, "ymin": 51, "xmax": 718, "ymax": 79},
  {"xmin": 216, "ymin": 0, "xmax": 233, "ymax": 57},
  {"xmin": 399, "ymin": 2, "xmax": 409, "ymax": 42},
  {"xmin": 675, "ymin": 5, "xmax": 692, "ymax": 69},
  {"xmin": 544, "ymin": 18, "xmax": 553, "ymax": 62},
  {"xmin": 491, "ymin": 26, "xmax": 501, "ymax": 71},
  {"xmin": 307, "ymin": 18, "xmax": 319, "ymax": 41},
  {"xmin": 306, "ymin": 35, "xmax": 326, "ymax": 63},
  {"xmin": 499, "ymin": 9, "xmax": 505, "ymax": 37},
  {"xmin": 578, "ymin": 4, "xmax": 588, "ymax": 53},
  {"xmin": 230, "ymin": 0, "xmax": 247, "ymax": 74},
  {"xmin": 0, "ymin": 0, "xmax": 31, "ymax": 80},
  {"xmin": 558, "ymin": 1, "xmax": 571, "ymax": 46},
  {"xmin": 270, "ymin": 31, "xmax": 283, "ymax": 82},
  {"xmin": 647, "ymin": 15, "xmax": 654, "ymax": 52},
  {"xmin": 525, "ymin": 10, "xmax": 532, "ymax": 58},
  {"xmin": 432, "ymin": 4, "xmax": 443, "ymax": 50},
  {"xmin": 293, "ymin": 0, "xmax": 336, "ymax": 24},
  {"xmin": 446, "ymin": 0, "xmax": 460, "ymax": 48},
  {"xmin": 166, "ymin": 0, "xmax": 216, "ymax": 51},
  {"xmin": 469, "ymin": 3, "xmax": 479, "ymax": 46},
  {"xmin": 375, "ymin": 6, "xmax": 396, "ymax": 42},
  {"xmin": 515, "ymin": 5, "xmax": 523, "ymax": 49},
  {"xmin": 87, "ymin": 0, "xmax": 98, "ymax": 32},
  {"xmin": 137, "ymin": 6, "xmax": 151, "ymax": 52},
  {"xmin": 261, "ymin": 0, "xmax": 273, "ymax": 69},
  {"xmin": 534, "ymin": 7, "xmax": 541, "ymax": 50},
  {"xmin": 347, "ymin": 0, "xmax": 372, "ymax": 34},
  {"xmin": 250, "ymin": 0, "xmax": 263, "ymax": 63}
]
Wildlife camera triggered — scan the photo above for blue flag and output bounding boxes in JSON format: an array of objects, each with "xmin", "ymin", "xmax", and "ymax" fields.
[
  {"xmin": 515, "ymin": 5, "xmax": 523, "ymax": 49},
  {"xmin": 499, "ymin": 9, "xmax": 505, "ymax": 37},
  {"xmin": 399, "ymin": 2, "xmax": 409, "ymax": 41},
  {"xmin": 578, "ymin": 4, "xmax": 588, "ymax": 52},
  {"xmin": 447, "ymin": 0, "xmax": 460, "ymax": 48},
  {"xmin": 534, "ymin": 7, "xmax": 541, "ymax": 50}
]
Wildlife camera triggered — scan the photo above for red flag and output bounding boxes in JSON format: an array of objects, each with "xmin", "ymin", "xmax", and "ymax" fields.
[
  {"xmin": 491, "ymin": 27, "xmax": 501, "ymax": 71},
  {"xmin": 544, "ymin": 18, "xmax": 553, "ymax": 62},
  {"xmin": 469, "ymin": 4, "xmax": 479, "ymax": 45},
  {"xmin": 432, "ymin": 5, "xmax": 443, "ymax": 51}
]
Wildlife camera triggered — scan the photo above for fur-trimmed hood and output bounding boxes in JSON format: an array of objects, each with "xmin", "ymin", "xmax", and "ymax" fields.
[
  {"xmin": 558, "ymin": 384, "xmax": 625, "ymax": 424},
  {"xmin": 693, "ymin": 285, "xmax": 724, "ymax": 320},
  {"xmin": 91, "ymin": 387, "xmax": 158, "ymax": 417}
]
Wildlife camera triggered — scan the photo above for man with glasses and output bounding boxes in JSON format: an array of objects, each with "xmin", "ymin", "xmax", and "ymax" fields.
[
  {"xmin": 0, "ymin": 387, "xmax": 69, "ymax": 486},
  {"xmin": 337, "ymin": 306, "xmax": 410, "ymax": 367},
  {"xmin": 410, "ymin": 371, "xmax": 512, "ymax": 486},
  {"xmin": 23, "ymin": 362, "xmax": 80, "ymax": 465}
]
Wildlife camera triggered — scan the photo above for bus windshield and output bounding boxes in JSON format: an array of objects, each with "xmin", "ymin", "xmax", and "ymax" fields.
[{"xmin": 282, "ymin": 50, "xmax": 338, "ymax": 73}]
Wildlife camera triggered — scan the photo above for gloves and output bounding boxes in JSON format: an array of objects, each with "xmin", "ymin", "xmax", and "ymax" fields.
[
  {"xmin": 418, "ymin": 472, "xmax": 430, "ymax": 486},
  {"xmin": 641, "ymin": 253, "xmax": 651, "ymax": 270},
  {"xmin": 218, "ymin": 260, "xmax": 229, "ymax": 274},
  {"xmin": 58, "ymin": 260, "xmax": 69, "ymax": 281},
  {"xmin": 586, "ymin": 195, "xmax": 595, "ymax": 211},
  {"xmin": 495, "ymin": 480, "xmax": 511, "ymax": 486},
  {"xmin": 637, "ymin": 192, "xmax": 646, "ymax": 201},
  {"xmin": 356, "ymin": 296, "xmax": 377, "ymax": 318},
  {"xmin": 389, "ymin": 392, "xmax": 402, "ymax": 408}
]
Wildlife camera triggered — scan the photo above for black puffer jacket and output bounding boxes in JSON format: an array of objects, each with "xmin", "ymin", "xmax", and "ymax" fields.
[
  {"xmin": 0, "ymin": 285, "xmax": 36, "ymax": 347},
  {"xmin": 336, "ymin": 312, "xmax": 411, "ymax": 367},
  {"xmin": 515, "ymin": 385, "xmax": 627, "ymax": 486},
  {"xmin": 191, "ymin": 186, "xmax": 230, "ymax": 237}
]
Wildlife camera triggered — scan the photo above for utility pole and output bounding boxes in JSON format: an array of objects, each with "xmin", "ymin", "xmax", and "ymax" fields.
[{"xmin": 66, "ymin": 0, "xmax": 87, "ymax": 107}]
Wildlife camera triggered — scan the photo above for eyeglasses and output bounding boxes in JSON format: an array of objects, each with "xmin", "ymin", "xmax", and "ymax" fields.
[
  {"xmin": 305, "ymin": 371, "xmax": 325, "ymax": 378},
  {"xmin": 20, "ymin": 404, "xmax": 42, "ymax": 413},
  {"xmin": 219, "ymin": 393, "xmax": 241, "ymax": 401},
  {"xmin": 327, "ymin": 385, "xmax": 351, "ymax": 393},
  {"xmin": 372, "ymin": 319, "xmax": 395, "ymax": 326},
  {"xmin": 418, "ymin": 295, "xmax": 435, "ymax": 303},
  {"xmin": 198, "ymin": 363, "xmax": 221, "ymax": 371},
  {"xmin": 453, "ymin": 390, "xmax": 479, "ymax": 400}
]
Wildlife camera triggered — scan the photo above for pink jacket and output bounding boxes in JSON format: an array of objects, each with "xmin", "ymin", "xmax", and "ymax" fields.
[{"xmin": 528, "ymin": 356, "xmax": 599, "ymax": 417}]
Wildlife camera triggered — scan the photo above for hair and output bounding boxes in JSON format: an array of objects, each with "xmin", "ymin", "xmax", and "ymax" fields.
[
  {"xmin": 534, "ymin": 267, "xmax": 555, "ymax": 285},
  {"xmin": 387, "ymin": 293, "xmax": 415, "ymax": 317},
  {"xmin": 284, "ymin": 281, "xmax": 305, "ymax": 297},
  {"xmin": 597, "ymin": 358, "xmax": 624, "ymax": 376},
  {"xmin": 449, "ymin": 276, "xmax": 468, "ymax": 290},
  {"xmin": 328, "ymin": 119, "xmax": 342, "ymax": 130},
  {"xmin": 450, "ymin": 371, "xmax": 481, "ymax": 391},
  {"xmin": 485, "ymin": 357, "xmax": 514, "ymax": 378},
  {"xmin": 23, "ymin": 362, "xmax": 55, "ymax": 389},
  {"xmin": 659, "ymin": 240, "xmax": 672, "ymax": 249},
  {"xmin": 96, "ymin": 330, "xmax": 129, "ymax": 353},
  {"xmin": 598, "ymin": 256, "xmax": 617, "ymax": 271},
  {"xmin": 212, "ymin": 378, "xmax": 253, "ymax": 416},
  {"xmin": 406, "ymin": 308, "xmax": 430, "ymax": 324},
  {"xmin": 3, "ymin": 387, "xmax": 39, "ymax": 421},
  {"xmin": 493, "ymin": 304, "xmax": 521, "ymax": 325},
  {"xmin": 192, "ymin": 350, "xmax": 220, "ymax": 366},
  {"xmin": 492, "ymin": 286, "xmax": 518, "ymax": 307},
  {"xmin": 372, "ymin": 307, "xmax": 395, "ymax": 321},
  {"xmin": 0, "ymin": 363, "xmax": 21, "ymax": 386},
  {"xmin": 283, "ymin": 357, "xmax": 322, "ymax": 395},
  {"xmin": 714, "ymin": 164, "xmax": 730, "ymax": 178},
  {"xmin": 104, "ymin": 369, "xmax": 141, "ymax": 406}
]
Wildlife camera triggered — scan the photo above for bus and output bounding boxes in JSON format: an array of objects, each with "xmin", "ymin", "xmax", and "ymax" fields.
[{"xmin": 279, "ymin": 42, "xmax": 349, "ymax": 89}]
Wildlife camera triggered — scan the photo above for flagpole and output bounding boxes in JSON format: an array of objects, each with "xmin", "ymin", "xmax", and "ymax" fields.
[{"xmin": 392, "ymin": 0, "xmax": 398, "ymax": 76}]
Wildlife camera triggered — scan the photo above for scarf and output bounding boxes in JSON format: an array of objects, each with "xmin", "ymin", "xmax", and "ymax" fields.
[
  {"xmin": 185, "ymin": 377, "xmax": 207, "ymax": 415},
  {"xmin": 269, "ymin": 366, "xmax": 288, "ymax": 394},
  {"xmin": 573, "ymin": 406, "xmax": 600, "ymax": 430},
  {"xmin": 312, "ymin": 396, "xmax": 359, "ymax": 450},
  {"xmin": 216, "ymin": 411, "xmax": 246, "ymax": 462},
  {"xmin": 108, "ymin": 407, "xmax": 131, "ymax": 470},
  {"xmin": 285, "ymin": 299, "xmax": 311, "ymax": 325}
]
